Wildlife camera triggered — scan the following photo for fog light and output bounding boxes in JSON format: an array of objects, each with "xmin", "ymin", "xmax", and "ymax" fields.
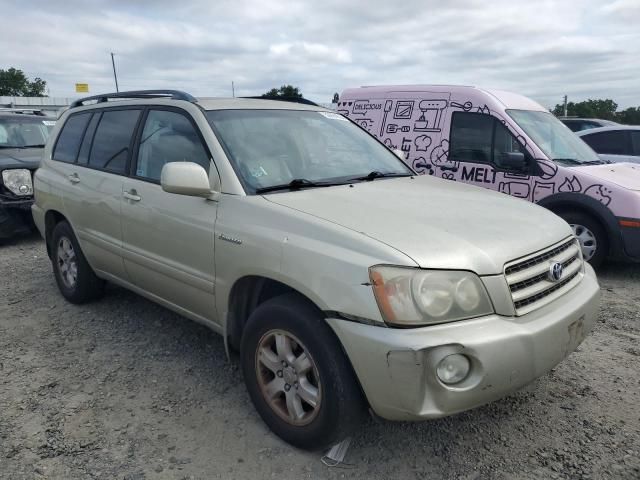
[{"xmin": 436, "ymin": 354, "xmax": 470, "ymax": 385}]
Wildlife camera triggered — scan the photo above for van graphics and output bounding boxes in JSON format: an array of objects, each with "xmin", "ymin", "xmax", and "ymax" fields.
[
  {"xmin": 339, "ymin": 93, "xmax": 621, "ymax": 212},
  {"xmin": 559, "ymin": 176, "xmax": 582, "ymax": 193},
  {"xmin": 415, "ymin": 135, "xmax": 432, "ymax": 151},
  {"xmin": 414, "ymin": 99, "xmax": 448, "ymax": 132},
  {"xmin": 394, "ymin": 101, "xmax": 414, "ymax": 119}
]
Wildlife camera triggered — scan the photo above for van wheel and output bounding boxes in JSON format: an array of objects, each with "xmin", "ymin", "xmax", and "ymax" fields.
[
  {"xmin": 51, "ymin": 221, "xmax": 105, "ymax": 303},
  {"xmin": 240, "ymin": 293, "xmax": 366, "ymax": 450},
  {"xmin": 559, "ymin": 212, "xmax": 608, "ymax": 268}
]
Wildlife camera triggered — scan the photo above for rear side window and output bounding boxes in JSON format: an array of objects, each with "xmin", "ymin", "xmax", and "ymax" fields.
[
  {"xmin": 52, "ymin": 113, "xmax": 92, "ymax": 163},
  {"xmin": 582, "ymin": 130, "xmax": 630, "ymax": 155},
  {"xmin": 88, "ymin": 109, "xmax": 141, "ymax": 174}
]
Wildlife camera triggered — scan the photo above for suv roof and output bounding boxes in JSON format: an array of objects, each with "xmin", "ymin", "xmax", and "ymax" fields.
[{"xmin": 69, "ymin": 89, "xmax": 323, "ymax": 112}]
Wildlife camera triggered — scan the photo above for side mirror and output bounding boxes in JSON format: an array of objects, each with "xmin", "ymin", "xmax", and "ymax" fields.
[
  {"xmin": 500, "ymin": 151, "xmax": 526, "ymax": 171},
  {"xmin": 161, "ymin": 162, "xmax": 212, "ymax": 197},
  {"xmin": 393, "ymin": 148, "xmax": 405, "ymax": 159}
]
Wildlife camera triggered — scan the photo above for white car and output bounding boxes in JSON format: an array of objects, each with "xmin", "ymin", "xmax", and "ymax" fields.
[{"xmin": 33, "ymin": 90, "xmax": 600, "ymax": 449}]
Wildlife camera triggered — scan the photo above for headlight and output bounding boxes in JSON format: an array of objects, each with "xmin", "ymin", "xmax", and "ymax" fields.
[
  {"xmin": 369, "ymin": 266, "xmax": 494, "ymax": 326},
  {"xmin": 2, "ymin": 169, "xmax": 33, "ymax": 196}
]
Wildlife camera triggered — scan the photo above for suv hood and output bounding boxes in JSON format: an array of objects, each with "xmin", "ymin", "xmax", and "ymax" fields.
[
  {"xmin": 265, "ymin": 175, "xmax": 572, "ymax": 275},
  {"xmin": 0, "ymin": 148, "xmax": 42, "ymax": 170},
  {"xmin": 576, "ymin": 163, "xmax": 640, "ymax": 191}
]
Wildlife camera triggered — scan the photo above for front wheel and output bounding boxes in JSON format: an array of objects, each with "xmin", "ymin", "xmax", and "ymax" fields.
[
  {"xmin": 240, "ymin": 293, "xmax": 366, "ymax": 449},
  {"xmin": 558, "ymin": 211, "xmax": 608, "ymax": 268}
]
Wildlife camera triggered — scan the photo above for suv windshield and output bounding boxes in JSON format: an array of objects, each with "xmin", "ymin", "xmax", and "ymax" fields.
[
  {"xmin": 0, "ymin": 116, "xmax": 53, "ymax": 148},
  {"xmin": 507, "ymin": 110, "xmax": 602, "ymax": 165},
  {"xmin": 206, "ymin": 109, "xmax": 412, "ymax": 193}
]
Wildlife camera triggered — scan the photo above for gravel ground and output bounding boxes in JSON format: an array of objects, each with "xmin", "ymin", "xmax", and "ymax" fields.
[{"xmin": 1, "ymin": 233, "xmax": 639, "ymax": 480}]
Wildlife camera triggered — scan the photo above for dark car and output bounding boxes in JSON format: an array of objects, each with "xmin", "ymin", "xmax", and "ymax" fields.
[
  {"xmin": 0, "ymin": 111, "xmax": 55, "ymax": 238},
  {"xmin": 559, "ymin": 117, "xmax": 619, "ymax": 132}
]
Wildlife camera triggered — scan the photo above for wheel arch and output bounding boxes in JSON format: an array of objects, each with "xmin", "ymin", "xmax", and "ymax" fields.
[
  {"xmin": 537, "ymin": 192, "xmax": 622, "ymax": 256},
  {"xmin": 44, "ymin": 209, "xmax": 69, "ymax": 258},
  {"xmin": 225, "ymin": 275, "xmax": 325, "ymax": 352}
]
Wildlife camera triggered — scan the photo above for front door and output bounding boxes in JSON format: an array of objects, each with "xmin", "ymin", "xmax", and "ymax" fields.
[
  {"xmin": 121, "ymin": 108, "xmax": 217, "ymax": 323},
  {"xmin": 447, "ymin": 110, "xmax": 538, "ymax": 201}
]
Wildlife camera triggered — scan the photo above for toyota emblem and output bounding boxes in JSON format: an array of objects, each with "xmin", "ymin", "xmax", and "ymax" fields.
[{"xmin": 549, "ymin": 262, "xmax": 563, "ymax": 282}]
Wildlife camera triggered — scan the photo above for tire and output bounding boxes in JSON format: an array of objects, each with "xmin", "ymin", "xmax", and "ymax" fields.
[
  {"xmin": 51, "ymin": 221, "xmax": 105, "ymax": 303},
  {"xmin": 558, "ymin": 211, "xmax": 608, "ymax": 268},
  {"xmin": 240, "ymin": 293, "xmax": 366, "ymax": 450}
]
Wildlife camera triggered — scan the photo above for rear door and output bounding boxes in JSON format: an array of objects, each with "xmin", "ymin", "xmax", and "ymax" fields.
[
  {"xmin": 53, "ymin": 108, "xmax": 141, "ymax": 279},
  {"xmin": 121, "ymin": 107, "xmax": 217, "ymax": 322}
]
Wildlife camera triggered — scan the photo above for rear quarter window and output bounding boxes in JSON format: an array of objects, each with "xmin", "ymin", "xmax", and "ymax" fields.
[{"xmin": 52, "ymin": 113, "xmax": 92, "ymax": 163}]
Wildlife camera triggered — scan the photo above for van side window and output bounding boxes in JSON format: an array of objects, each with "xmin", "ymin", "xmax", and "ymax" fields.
[
  {"xmin": 582, "ymin": 130, "xmax": 630, "ymax": 155},
  {"xmin": 135, "ymin": 109, "xmax": 210, "ymax": 182},
  {"xmin": 450, "ymin": 112, "xmax": 528, "ymax": 169},
  {"xmin": 449, "ymin": 113, "xmax": 493, "ymax": 164},
  {"xmin": 52, "ymin": 113, "xmax": 92, "ymax": 163},
  {"xmin": 88, "ymin": 109, "xmax": 141, "ymax": 174}
]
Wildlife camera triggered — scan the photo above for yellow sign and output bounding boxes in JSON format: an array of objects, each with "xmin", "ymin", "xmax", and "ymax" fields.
[{"xmin": 75, "ymin": 83, "xmax": 89, "ymax": 93}]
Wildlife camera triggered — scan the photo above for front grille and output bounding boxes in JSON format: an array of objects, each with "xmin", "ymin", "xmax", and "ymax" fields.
[{"xmin": 505, "ymin": 238, "xmax": 583, "ymax": 315}]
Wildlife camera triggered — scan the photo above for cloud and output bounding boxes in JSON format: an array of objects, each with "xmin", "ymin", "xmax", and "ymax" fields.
[{"xmin": 0, "ymin": 0, "xmax": 638, "ymax": 108}]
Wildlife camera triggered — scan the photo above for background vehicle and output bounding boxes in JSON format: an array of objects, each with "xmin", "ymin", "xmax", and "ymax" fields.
[
  {"xmin": 559, "ymin": 117, "xmax": 619, "ymax": 132},
  {"xmin": 577, "ymin": 126, "xmax": 640, "ymax": 164},
  {"xmin": 33, "ymin": 90, "xmax": 599, "ymax": 449},
  {"xmin": 339, "ymin": 85, "xmax": 640, "ymax": 267},
  {"xmin": 0, "ymin": 110, "xmax": 55, "ymax": 238}
]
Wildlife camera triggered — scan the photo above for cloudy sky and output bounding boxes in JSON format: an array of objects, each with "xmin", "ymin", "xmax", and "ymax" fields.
[{"xmin": 2, "ymin": 0, "xmax": 639, "ymax": 109}]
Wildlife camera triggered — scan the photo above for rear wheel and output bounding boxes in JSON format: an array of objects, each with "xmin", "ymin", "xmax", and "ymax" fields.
[
  {"xmin": 240, "ymin": 293, "xmax": 366, "ymax": 449},
  {"xmin": 51, "ymin": 221, "xmax": 105, "ymax": 303},
  {"xmin": 558, "ymin": 211, "xmax": 608, "ymax": 268}
]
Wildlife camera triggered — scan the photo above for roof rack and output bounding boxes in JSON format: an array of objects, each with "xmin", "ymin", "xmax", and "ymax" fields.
[
  {"xmin": 70, "ymin": 90, "xmax": 196, "ymax": 108},
  {"xmin": 0, "ymin": 107, "xmax": 49, "ymax": 116},
  {"xmin": 243, "ymin": 96, "xmax": 320, "ymax": 107}
]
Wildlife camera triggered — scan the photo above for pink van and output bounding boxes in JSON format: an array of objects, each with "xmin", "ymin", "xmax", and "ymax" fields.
[{"xmin": 339, "ymin": 85, "xmax": 640, "ymax": 266}]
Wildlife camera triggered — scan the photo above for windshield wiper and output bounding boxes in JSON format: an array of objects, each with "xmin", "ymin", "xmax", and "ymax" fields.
[
  {"xmin": 553, "ymin": 157, "xmax": 608, "ymax": 166},
  {"xmin": 255, "ymin": 178, "xmax": 344, "ymax": 194},
  {"xmin": 23, "ymin": 144, "xmax": 46, "ymax": 148},
  {"xmin": 348, "ymin": 171, "xmax": 413, "ymax": 182}
]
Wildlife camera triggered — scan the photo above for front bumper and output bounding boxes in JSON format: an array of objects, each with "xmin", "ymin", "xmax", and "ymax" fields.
[
  {"xmin": 0, "ymin": 197, "xmax": 35, "ymax": 238},
  {"xmin": 327, "ymin": 264, "xmax": 600, "ymax": 421}
]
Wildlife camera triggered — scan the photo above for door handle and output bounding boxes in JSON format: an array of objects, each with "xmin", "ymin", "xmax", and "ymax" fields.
[
  {"xmin": 123, "ymin": 190, "xmax": 141, "ymax": 202},
  {"xmin": 68, "ymin": 173, "xmax": 80, "ymax": 184}
]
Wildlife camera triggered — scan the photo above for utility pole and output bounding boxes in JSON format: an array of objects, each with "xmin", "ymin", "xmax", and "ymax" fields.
[
  {"xmin": 110, "ymin": 52, "xmax": 119, "ymax": 92},
  {"xmin": 231, "ymin": 81, "xmax": 235, "ymax": 98},
  {"xmin": 563, "ymin": 95, "xmax": 568, "ymax": 117}
]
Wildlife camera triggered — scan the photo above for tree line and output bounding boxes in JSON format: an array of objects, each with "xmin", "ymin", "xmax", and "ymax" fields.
[{"xmin": 552, "ymin": 98, "xmax": 640, "ymax": 125}]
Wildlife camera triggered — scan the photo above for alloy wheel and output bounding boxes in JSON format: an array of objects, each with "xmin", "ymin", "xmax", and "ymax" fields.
[
  {"xmin": 57, "ymin": 236, "xmax": 78, "ymax": 288},
  {"xmin": 255, "ymin": 329, "xmax": 322, "ymax": 426}
]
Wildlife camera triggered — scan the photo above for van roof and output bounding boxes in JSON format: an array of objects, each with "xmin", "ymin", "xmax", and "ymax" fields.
[{"xmin": 341, "ymin": 85, "xmax": 547, "ymax": 112}]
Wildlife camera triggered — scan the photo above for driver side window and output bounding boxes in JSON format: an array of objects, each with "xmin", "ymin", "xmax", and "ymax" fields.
[
  {"xmin": 136, "ymin": 109, "xmax": 210, "ymax": 182},
  {"xmin": 450, "ymin": 112, "xmax": 529, "ymax": 171}
]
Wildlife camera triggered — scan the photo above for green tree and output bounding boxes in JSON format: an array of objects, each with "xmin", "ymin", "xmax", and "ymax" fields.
[
  {"xmin": 617, "ymin": 107, "xmax": 640, "ymax": 125},
  {"xmin": 0, "ymin": 68, "xmax": 47, "ymax": 96},
  {"xmin": 262, "ymin": 85, "xmax": 303, "ymax": 100},
  {"xmin": 552, "ymin": 98, "xmax": 618, "ymax": 120}
]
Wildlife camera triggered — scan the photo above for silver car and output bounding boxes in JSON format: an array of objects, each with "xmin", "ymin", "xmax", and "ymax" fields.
[
  {"xmin": 32, "ymin": 90, "xmax": 600, "ymax": 449},
  {"xmin": 577, "ymin": 125, "xmax": 640, "ymax": 164}
]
